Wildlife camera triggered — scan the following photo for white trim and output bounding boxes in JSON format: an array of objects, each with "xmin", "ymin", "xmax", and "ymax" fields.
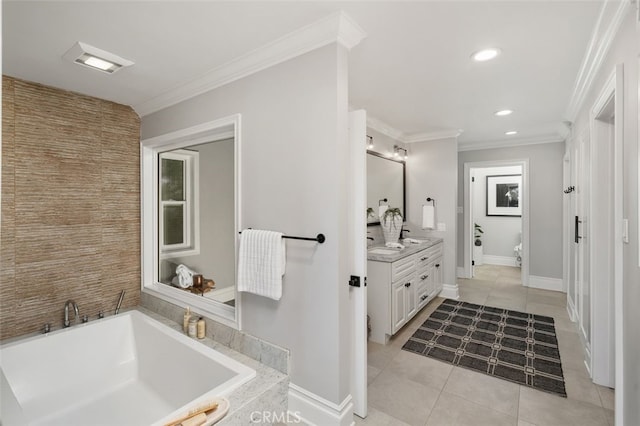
[
  {"xmin": 456, "ymin": 266, "xmax": 466, "ymax": 278},
  {"xmin": 458, "ymin": 135, "xmax": 564, "ymax": 152},
  {"xmin": 288, "ymin": 384, "xmax": 354, "ymax": 426},
  {"xmin": 565, "ymin": 0, "xmax": 631, "ymax": 121},
  {"xmin": 438, "ymin": 283, "xmax": 460, "ymax": 300},
  {"xmin": 141, "ymin": 114, "xmax": 242, "ymax": 330},
  {"xmin": 134, "ymin": 11, "xmax": 366, "ymax": 117},
  {"xmin": 365, "ymin": 115, "xmax": 405, "ymax": 142},
  {"xmin": 567, "ymin": 297, "xmax": 577, "ymax": 323},
  {"xmin": 482, "ymin": 255, "xmax": 518, "ymax": 267},
  {"xmin": 403, "ymin": 129, "xmax": 463, "ymax": 143},
  {"xmin": 365, "ymin": 114, "xmax": 463, "ymax": 144},
  {"xmin": 527, "ymin": 275, "xmax": 564, "ymax": 292}
]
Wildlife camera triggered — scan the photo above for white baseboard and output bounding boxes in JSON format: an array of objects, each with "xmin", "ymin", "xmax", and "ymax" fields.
[
  {"xmin": 482, "ymin": 255, "xmax": 518, "ymax": 267},
  {"xmin": 567, "ymin": 298, "xmax": 577, "ymax": 323},
  {"xmin": 438, "ymin": 283, "xmax": 459, "ymax": 300},
  {"xmin": 528, "ymin": 275, "xmax": 564, "ymax": 292},
  {"xmin": 288, "ymin": 383, "xmax": 354, "ymax": 426},
  {"xmin": 456, "ymin": 267, "xmax": 466, "ymax": 278}
]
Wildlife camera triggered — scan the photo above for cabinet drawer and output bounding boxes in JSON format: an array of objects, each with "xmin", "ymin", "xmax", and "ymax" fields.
[
  {"xmin": 392, "ymin": 254, "xmax": 416, "ymax": 281},
  {"xmin": 416, "ymin": 244, "xmax": 443, "ymax": 270}
]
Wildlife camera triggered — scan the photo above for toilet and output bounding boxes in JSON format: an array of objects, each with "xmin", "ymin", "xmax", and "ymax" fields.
[{"xmin": 514, "ymin": 231, "xmax": 522, "ymax": 267}]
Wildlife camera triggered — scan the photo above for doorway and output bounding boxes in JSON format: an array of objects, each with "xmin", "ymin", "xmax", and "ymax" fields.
[{"xmin": 463, "ymin": 160, "xmax": 530, "ymax": 287}]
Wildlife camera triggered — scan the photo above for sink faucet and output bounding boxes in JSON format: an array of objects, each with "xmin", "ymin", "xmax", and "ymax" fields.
[
  {"xmin": 63, "ymin": 300, "xmax": 79, "ymax": 328},
  {"xmin": 400, "ymin": 227, "xmax": 410, "ymax": 239}
]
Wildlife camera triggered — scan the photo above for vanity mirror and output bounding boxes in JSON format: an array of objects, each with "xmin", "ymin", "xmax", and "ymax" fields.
[
  {"xmin": 142, "ymin": 114, "xmax": 241, "ymax": 327},
  {"xmin": 367, "ymin": 151, "xmax": 406, "ymax": 225}
]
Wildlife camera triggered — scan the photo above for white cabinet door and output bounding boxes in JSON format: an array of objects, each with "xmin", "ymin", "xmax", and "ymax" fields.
[
  {"xmin": 391, "ymin": 279, "xmax": 407, "ymax": 334},
  {"xmin": 434, "ymin": 257, "xmax": 443, "ymax": 292},
  {"xmin": 406, "ymin": 276, "xmax": 417, "ymax": 319}
]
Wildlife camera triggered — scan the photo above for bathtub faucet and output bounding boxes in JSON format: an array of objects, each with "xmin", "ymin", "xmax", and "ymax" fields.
[{"xmin": 63, "ymin": 300, "xmax": 79, "ymax": 328}]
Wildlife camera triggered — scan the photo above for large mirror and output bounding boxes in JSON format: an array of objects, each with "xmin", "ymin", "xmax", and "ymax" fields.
[
  {"xmin": 367, "ymin": 151, "xmax": 406, "ymax": 225},
  {"xmin": 141, "ymin": 114, "xmax": 240, "ymax": 327},
  {"xmin": 158, "ymin": 139, "xmax": 236, "ymax": 306}
]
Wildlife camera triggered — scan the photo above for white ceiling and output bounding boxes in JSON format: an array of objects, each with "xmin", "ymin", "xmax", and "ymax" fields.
[{"xmin": 2, "ymin": 1, "xmax": 605, "ymax": 147}]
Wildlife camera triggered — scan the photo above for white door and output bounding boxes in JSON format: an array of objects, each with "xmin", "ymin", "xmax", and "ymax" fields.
[
  {"xmin": 575, "ymin": 135, "xmax": 592, "ymax": 364},
  {"xmin": 349, "ymin": 110, "xmax": 368, "ymax": 418}
]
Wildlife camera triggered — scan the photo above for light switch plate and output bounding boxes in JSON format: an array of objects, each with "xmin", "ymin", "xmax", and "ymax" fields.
[
  {"xmin": 623, "ymin": 218, "xmax": 629, "ymax": 243},
  {"xmin": 437, "ymin": 222, "xmax": 446, "ymax": 231}
]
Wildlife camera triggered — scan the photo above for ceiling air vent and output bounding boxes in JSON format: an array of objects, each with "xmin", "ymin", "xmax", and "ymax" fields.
[{"xmin": 63, "ymin": 42, "xmax": 133, "ymax": 74}]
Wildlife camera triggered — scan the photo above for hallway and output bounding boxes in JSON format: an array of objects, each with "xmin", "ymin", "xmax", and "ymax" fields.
[{"xmin": 360, "ymin": 265, "xmax": 614, "ymax": 425}]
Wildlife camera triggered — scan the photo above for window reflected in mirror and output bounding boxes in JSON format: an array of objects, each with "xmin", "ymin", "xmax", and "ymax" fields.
[{"xmin": 158, "ymin": 138, "xmax": 236, "ymax": 307}]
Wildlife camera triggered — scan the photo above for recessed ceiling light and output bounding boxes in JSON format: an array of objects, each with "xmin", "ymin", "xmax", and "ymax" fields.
[
  {"xmin": 63, "ymin": 42, "xmax": 134, "ymax": 74},
  {"xmin": 505, "ymin": 131, "xmax": 518, "ymax": 136},
  {"xmin": 472, "ymin": 48, "xmax": 501, "ymax": 62},
  {"xmin": 495, "ymin": 109, "xmax": 513, "ymax": 116}
]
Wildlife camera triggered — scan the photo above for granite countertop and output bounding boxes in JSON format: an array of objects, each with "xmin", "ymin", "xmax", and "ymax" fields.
[{"xmin": 367, "ymin": 237, "xmax": 443, "ymax": 263}]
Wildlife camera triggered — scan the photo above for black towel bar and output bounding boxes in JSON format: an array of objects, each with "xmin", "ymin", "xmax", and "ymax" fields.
[{"xmin": 239, "ymin": 230, "xmax": 325, "ymax": 244}]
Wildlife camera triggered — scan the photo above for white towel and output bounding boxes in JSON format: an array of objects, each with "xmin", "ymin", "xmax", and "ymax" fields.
[
  {"xmin": 237, "ymin": 229, "xmax": 286, "ymax": 300},
  {"xmin": 378, "ymin": 205, "xmax": 389, "ymax": 219},
  {"xmin": 173, "ymin": 264, "xmax": 197, "ymax": 289},
  {"xmin": 422, "ymin": 205, "xmax": 435, "ymax": 229}
]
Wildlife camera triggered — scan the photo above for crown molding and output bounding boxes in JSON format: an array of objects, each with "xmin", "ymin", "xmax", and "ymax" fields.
[
  {"xmin": 403, "ymin": 129, "xmax": 464, "ymax": 143},
  {"xmin": 365, "ymin": 115, "xmax": 405, "ymax": 141},
  {"xmin": 134, "ymin": 11, "xmax": 366, "ymax": 117},
  {"xmin": 458, "ymin": 135, "xmax": 565, "ymax": 152},
  {"xmin": 365, "ymin": 114, "xmax": 463, "ymax": 144},
  {"xmin": 564, "ymin": 0, "xmax": 632, "ymax": 121}
]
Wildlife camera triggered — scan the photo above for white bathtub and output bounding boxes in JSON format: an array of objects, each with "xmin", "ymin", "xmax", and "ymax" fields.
[{"xmin": 0, "ymin": 310, "xmax": 256, "ymax": 426}]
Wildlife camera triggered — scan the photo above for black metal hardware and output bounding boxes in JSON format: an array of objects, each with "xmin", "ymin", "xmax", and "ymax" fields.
[
  {"xmin": 574, "ymin": 216, "xmax": 582, "ymax": 243},
  {"xmin": 404, "ymin": 282, "xmax": 411, "ymax": 287},
  {"xmin": 426, "ymin": 197, "xmax": 436, "ymax": 206},
  {"xmin": 420, "ymin": 275, "xmax": 429, "ymax": 280},
  {"xmin": 472, "ymin": 260, "xmax": 475, "ymax": 266},
  {"xmin": 239, "ymin": 229, "xmax": 326, "ymax": 244},
  {"xmin": 421, "ymin": 295, "xmax": 428, "ymax": 301},
  {"xmin": 420, "ymin": 256, "xmax": 428, "ymax": 261},
  {"xmin": 564, "ymin": 186, "xmax": 575, "ymax": 194},
  {"xmin": 367, "ymin": 237, "xmax": 374, "ymax": 241},
  {"xmin": 435, "ymin": 264, "xmax": 440, "ymax": 268},
  {"xmin": 349, "ymin": 275, "xmax": 361, "ymax": 287},
  {"xmin": 378, "ymin": 198, "xmax": 388, "ymax": 206}
]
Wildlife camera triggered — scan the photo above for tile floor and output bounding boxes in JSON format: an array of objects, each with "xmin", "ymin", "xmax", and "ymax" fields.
[{"xmin": 358, "ymin": 265, "xmax": 615, "ymax": 426}]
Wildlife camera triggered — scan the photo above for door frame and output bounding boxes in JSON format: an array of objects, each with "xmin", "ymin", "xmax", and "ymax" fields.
[
  {"xmin": 463, "ymin": 159, "xmax": 530, "ymax": 286},
  {"xmin": 588, "ymin": 65, "xmax": 624, "ymax": 423},
  {"xmin": 349, "ymin": 110, "xmax": 368, "ymax": 418}
]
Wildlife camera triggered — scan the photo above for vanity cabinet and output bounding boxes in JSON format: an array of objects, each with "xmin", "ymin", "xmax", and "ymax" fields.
[{"xmin": 368, "ymin": 241, "xmax": 443, "ymax": 344}]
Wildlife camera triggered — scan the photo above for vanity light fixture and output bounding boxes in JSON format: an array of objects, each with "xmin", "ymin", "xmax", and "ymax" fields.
[
  {"xmin": 63, "ymin": 42, "xmax": 134, "ymax": 74},
  {"xmin": 505, "ymin": 130, "xmax": 518, "ymax": 136},
  {"xmin": 495, "ymin": 109, "xmax": 513, "ymax": 116},
  {"xmin": 394, "ymin": 145, "xmax": 408, "ymax": 161},
  {"xmin": 471, "ymin": 48, "xmax": 501, "ymax": 62},
  {"xmin": 366, "ymin": 135, "xmax": 374, "ymax": 150}
]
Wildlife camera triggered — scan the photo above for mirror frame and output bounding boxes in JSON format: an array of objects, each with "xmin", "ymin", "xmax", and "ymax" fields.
[
  {"xmin": 366, "ymin": 150, "xmax": 406, "ymax": 226},
  {"xmin": 141, "ymin": 114, "xmax": 242, "ymax": 329}
]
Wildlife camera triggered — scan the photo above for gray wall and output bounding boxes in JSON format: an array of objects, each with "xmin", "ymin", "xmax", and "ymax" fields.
[
  {"xmin": 472, "ymin": 166, "xmax": 522, "ymax": 259},
  {"xmin": 405, "ymin": 137, "xmax": 458, "ymax": 286},
  {"xmin": 458, "ymin": 143, "xmax": 565, "ymax": 279},
  {"xmin": 568, "ymin": 11, "xmax": 639, "ymax": 422},
  {"xmin": 142, "ymin": 44, "xmax": 352, "ymax": 405},
  {"xmin": 164, "ymin": 139, "xmax": 236, "ymax": 289}
]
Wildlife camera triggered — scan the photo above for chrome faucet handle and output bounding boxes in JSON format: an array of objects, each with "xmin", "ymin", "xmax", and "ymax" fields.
[
  {"xmin": 43, "ymin": 323, "xmax": 51, "ymax": 334},
  {"xmin": 98, "ymin": 311, "xmax": 104, "ymax": 319},
  {"xmin": 82, "ymin": 315, "xmax": 89, "ymax": 323}
]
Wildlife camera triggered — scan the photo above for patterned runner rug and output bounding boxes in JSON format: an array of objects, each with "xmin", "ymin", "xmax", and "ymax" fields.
[{"xmin": 402, "ymin": 299, "xmax": 566, "ymax": 397}]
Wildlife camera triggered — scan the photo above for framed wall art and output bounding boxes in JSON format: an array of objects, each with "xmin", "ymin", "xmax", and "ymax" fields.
[{"xmin": 486, "ymin": 174, "xmax": 522, "ymax": 217}]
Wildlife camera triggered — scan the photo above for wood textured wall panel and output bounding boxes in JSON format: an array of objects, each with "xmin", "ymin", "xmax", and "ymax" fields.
[
  {"xmin": 1, "ymin": 77, "xmax": 141, "ymax": 339},
  {"xmin": 1, "ymin": 76, "xmax": 17, "ymax": 336}
]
